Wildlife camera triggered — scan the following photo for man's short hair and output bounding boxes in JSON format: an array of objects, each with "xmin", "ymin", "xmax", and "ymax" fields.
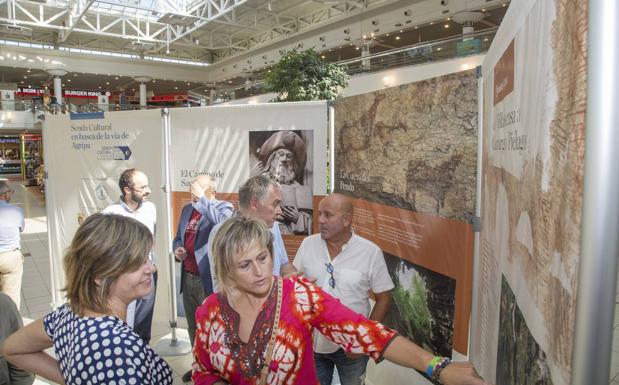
[
  {"xmin": 119, "ymin": 168, "xmax": 138, "ymax": 193},
  {"xmin": 63, "ymin": 213, "xmax": 153, "ymax": 316},
  {"xmin": 0, "ymin": 181, "xmax": 11, "ymax": 195},
  {"xmin": 238, "ymin": 175, "xmax": 280, "ymax": 210}
]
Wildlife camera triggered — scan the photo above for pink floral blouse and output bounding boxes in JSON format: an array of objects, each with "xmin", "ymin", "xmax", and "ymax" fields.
[{"xmin": 192, "ymin": 276, "xmax": 397, "ymax": 385}]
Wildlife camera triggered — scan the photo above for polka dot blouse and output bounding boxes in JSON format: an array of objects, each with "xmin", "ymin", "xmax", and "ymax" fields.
[{"xmin": 43, "ymin": 303, "xmax": 173, "ymax": 385}]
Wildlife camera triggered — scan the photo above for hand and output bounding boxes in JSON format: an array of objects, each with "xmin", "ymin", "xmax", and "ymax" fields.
[
  {"xmin": 279, "ymin": 205, "xmax": 300, "ymax": 224},
  {"xmin": 190, "ymin": 181, "xmax": 206, "ymax": 203},
  {"xmin": 205, "ymin": 186, "xmax": 216, "ymax": 201},
  {"xmin": 251, "ymin": 160, "xmax": 267, "ymax": 176},
  {"xmin": 439, "ymin": 362, "xmax": 492, "ymax": 385},
  {"xmin": 290, "ymin": 268, "xmax": 317, "ymax": 282},
  {"xmin": 174, "ymin": 247, "xmax": 187, "ymax": 262}
]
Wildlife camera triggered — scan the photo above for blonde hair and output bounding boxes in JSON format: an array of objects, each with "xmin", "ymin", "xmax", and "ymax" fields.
[
  {"xmin": 63, "ymin": 213, "xmax": 153, "ymax": 315},
  {"xmin": 212, "ymin": 216, "xmax": 273, "ymax": 297}
]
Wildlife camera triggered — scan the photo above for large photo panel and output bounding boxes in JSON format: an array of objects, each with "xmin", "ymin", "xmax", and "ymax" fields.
[
  {"xmin": 472, "ymin": 0, "xmax": 587, "ymax": 384},
  {"xmin": 333, "ymin": 68, "xmax": 478, "ymax": 384}
]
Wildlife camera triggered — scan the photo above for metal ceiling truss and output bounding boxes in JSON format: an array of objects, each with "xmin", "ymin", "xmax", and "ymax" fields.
[
  {"xmin": 0, "ymin": 0, "xmax": 392, "ymax": 62},
  {"xmin": 213, "ymin": 0, "xmax": 372, "ymax": 59}
]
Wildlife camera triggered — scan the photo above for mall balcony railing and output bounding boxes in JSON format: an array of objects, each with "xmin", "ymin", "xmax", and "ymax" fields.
[{"xmin": 210, "ymin": 28, "xmax": 497, "ymax": 104}]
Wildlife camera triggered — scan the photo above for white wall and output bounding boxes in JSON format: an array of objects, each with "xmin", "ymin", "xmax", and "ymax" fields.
[
  {"xmin": 226, "ymin": 54, "xmax": 485, "ymax": 105},
  {"xmin": 343, "ymin": 54, "xmax": 484, "ymax": 97}
]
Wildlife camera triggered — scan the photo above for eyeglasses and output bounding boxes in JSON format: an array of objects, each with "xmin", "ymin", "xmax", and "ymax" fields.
[
  {"xmin": 130, "ymin": 185, "xmax": 149, "ymax": 193},
  {"xmin": 325, "ymin": 262, "xmax": 335, "ymax": 288}
]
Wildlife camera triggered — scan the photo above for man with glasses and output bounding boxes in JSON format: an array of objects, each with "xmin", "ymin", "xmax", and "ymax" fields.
[
  {"xmin": 102, "ymin": 168, "xmax": 157, "ymax": 343},
  {"xmin": 293, "ymin": 193, "xmax": 393, "ymax": 385},
  {"xmin": 0, "ymin": 181, "xmax": 25, "ymax": 309}
]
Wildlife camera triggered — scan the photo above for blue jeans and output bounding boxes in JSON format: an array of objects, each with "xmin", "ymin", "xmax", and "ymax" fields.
[{"xmin": 315, "ymin": 349, "xmax": 369, "ymax": 385}]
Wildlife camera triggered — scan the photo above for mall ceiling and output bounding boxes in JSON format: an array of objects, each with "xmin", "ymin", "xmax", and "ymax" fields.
[{"xmin": 0, "ymin": 0, "xmax": 509, "ymax": 94}]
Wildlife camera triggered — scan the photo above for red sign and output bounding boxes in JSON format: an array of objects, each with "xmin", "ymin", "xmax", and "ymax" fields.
[
  {"xmin": 150, "ymin": 93, "xmax": 188, "ymax": 102},
  {"xmin": 15, "ymin": 87, "xmax": 44, "ymax": 96},
  {"xmin": 63, "ymin": 89, "xmax": 102, "ymax": 99}
]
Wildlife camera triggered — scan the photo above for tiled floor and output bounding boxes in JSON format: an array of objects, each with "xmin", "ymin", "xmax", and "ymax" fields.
[{"xmin": 4, "ymin": 177, "xmax": 194, "ymax": 385}]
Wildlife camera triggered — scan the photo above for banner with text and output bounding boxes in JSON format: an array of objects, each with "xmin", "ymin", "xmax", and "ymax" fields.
[
  {"xmin": 167, "ymin": 102, "xmax": 328, "ymax": 310},
  {"xmin": 44, "ymin": 110, "xmax": 166, "ymax": 304},
  {"xmin": 471, "ymin": 1, "xmax": 587, "ymax": 384}
]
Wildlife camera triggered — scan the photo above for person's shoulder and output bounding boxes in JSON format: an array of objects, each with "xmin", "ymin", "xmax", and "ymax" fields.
[
  {"xmin": 286, "ymin": 276, "xmax": 323, "ymax": 308},
  {"xmin": 101, "ymin": 202, "xmax": 121, "ymax": 214},
  {"xmin": 300, "ymin": 233, "xmax": 322, "ymax": 245},
  {"xmin": 142, "ymin": 201, "xmax": 157, "ymax": 211},
  {"xmin": 351, "ymin": 233, "xmax": 381, "ymax": 251},
  {"xmin": 103, "ymin": 318, "xmax": 147, "ymax": 349},
  {"xmin": 0, "ymin": 292, "xmax": 19, "ymax": 314},
  {"xmin": 195, "ymin": 292, "xmax": 222, "ymax": 319}
]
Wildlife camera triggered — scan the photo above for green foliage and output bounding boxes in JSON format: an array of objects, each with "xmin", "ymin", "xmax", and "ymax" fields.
[
  {"xmin": 263, "ymin": 48, "xmax": 349, "ymax": 102},
  {"xmin": 393, "ymin": 274, "xmax": 432, "ymax": 346}
]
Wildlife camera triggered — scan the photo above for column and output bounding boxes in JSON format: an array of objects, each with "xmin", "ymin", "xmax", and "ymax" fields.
[
  {"xmin": 134, "ymin": 77, "xmax": 152, "ymax": 108},
  {"xmin": 46, "ymin": 69, "xmax": 68, "ymax": 106}
]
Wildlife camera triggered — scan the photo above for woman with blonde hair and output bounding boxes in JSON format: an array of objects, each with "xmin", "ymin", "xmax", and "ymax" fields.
[
  {"xmin": 192, "ymin": 216, "xmax": 490, "ymax": 385},
  {"xmin": 2, "ymin": 213, "xmax": 172, "ymax": 385}
]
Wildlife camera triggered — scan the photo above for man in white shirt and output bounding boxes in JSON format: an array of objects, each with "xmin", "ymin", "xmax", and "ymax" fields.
[
  {"xmin": 102, "ymin": 168, "xmax": 157, "ymax": 343},
  {"xmin": 208, "ymin": 175, "xmax": 296, "ymax": 291},
  {"xmin": 293, "ymin": 193, "xmax": 394, "ymax": 385}
]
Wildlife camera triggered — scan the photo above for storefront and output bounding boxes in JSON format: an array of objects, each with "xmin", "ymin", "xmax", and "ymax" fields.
[
  {"xmin": 0, "ymin": 136, "xmax": 22, "ymax": 174},
  {"xmin": 20, "ymin": 133, "xmax": 43, "ymax": 184}
]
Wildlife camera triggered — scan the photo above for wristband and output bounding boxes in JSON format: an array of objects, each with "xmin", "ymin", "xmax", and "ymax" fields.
[{"xmin": 425, "ymin": 356, "xmax": 451, "ymax": 381}]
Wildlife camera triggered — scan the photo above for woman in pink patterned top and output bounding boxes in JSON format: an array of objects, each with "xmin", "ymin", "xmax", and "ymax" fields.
[{"xmin": 192, "ymin": 217, "xmax": 490, "ymax": 385}]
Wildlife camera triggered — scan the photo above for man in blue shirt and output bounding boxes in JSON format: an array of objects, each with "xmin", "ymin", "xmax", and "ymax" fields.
[
  {"xmin": 206, "ymin": 175, "xmax": 296, "ymax": 292},
  {"xmin": 0, "ymin": 181, "xmax": 25, "ymax": 309}
]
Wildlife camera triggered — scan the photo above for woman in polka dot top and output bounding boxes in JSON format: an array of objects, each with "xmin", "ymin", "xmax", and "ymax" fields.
[{"xmin": 2, "ymin": 213, "xmax": 173, "ymax": 385}]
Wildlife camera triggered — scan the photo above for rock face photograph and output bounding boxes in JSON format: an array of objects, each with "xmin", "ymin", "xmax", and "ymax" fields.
[
  {"xmin": 383, "ymin": 252, "xmax": 456, "ymax": 358},
  {"xmin": 333, "ymin": 69, "xmax": 478, "ymax": 223},
  {"xmin": 496, "ymin": 276, "xmax": 554, "ymax": 385}
]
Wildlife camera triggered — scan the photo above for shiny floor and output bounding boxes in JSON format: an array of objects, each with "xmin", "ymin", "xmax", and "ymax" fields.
[{"xmin": 6, "ymin": 177, "xmax": 193, "ymax": 385}]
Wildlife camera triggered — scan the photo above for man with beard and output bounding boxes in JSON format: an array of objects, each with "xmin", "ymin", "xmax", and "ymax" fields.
[
  {"xmin": 293, "ymin": 193, "xmax": 393, "ymax": 385},
  {"xmin": 252, "ymin": 130, "xmax": 312, "ymax": 235},
  {"xmin": 102, "ymin": 168, "xmax": 157, "ymax": 343}
]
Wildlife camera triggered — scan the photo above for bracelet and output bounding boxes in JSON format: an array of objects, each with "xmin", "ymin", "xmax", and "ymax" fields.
[{"xmin": 425, "ymin": 356, "xmax": 451, "ymax": 382}]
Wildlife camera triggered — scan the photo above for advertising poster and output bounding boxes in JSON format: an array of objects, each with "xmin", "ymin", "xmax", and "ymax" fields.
[
  {"xmin": 471, "ymin": 0, "xmax": 587, "ymax": 384},
  {"xmin": 167, "ymin": 102, "xmax": 328, "ymax": 314},
  {"xmin": 333, "ymin": 69, "xmax": 478, "ymax": 384},
  {"xmin": 44, "ymin": 110, "xmax": 166, "ymax": 304}
]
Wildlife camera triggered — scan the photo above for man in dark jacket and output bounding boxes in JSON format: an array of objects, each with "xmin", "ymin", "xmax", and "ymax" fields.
[{"xmin": 172, "ymin": 174, "xmax": 233, "ymax": 382}]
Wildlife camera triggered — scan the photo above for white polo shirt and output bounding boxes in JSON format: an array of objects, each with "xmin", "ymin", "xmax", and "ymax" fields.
[{"xmin": 293, "ymin": 232, "xmax": 394, "ymax": 354}]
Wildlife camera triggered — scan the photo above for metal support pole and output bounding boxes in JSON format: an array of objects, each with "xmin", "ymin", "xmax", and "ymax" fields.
[
  {"xmin": 572, "ymin": 1, "xmax": 619, "ymax": 384},
  {"xmin": 328, "ymin": 103, "xmax": 335, "ymax": 194},
  {"xmin": 154, "ymin": 108, "xmax": 191, "ymax": 356},
  {"xmin": 468, "ymin": 66, "xmax": 483, "ymax": 362}
]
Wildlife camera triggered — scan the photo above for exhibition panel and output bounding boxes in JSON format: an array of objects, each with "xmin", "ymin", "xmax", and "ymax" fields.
[
  {"xmin": 169, "ymin": 102, "xmax": 329, "ymax": 256},
  {"xmin": 471, "ymin": 0, "xmax": 587, "ymax": 385},
  {"xmin": 43, "ymin": 110, "xmax": 166, "ymax": 306},
  {"xmin": 333, "ymin": 68, "xmax": 479, "ymax": 385}
]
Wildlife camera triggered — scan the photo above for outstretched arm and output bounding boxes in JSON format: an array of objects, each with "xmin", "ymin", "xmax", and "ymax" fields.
[
  {"xmin": 382, "ymin": 336, "xmax": 490, "ymax": 385},
  {"xmin": 2, "ymin": 319, "xmax": 65, "ymax": 385}
]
